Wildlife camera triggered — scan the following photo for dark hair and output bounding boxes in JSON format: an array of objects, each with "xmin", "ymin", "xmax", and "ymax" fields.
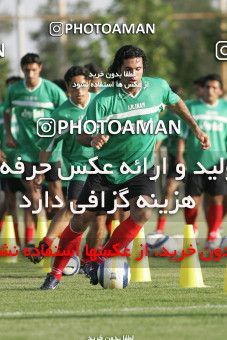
[
  {"xmin": 170, "ymin": 85, "xmax": 184, "ymax": 97},
  {"xmin": 6, "ymin": 76, "xmax": 22, "ymax": 86},
  {"xmin": 203, "ymin": 73, "xmax": 223, "ymax": 89},
  {"xmin": 193, "ymin": 77, "xmax": 206, "ymax": 87},
  {"xmin": 64, "ymin": 66, "xmax": 90, "ymax": 85},
  {"xmin": 108, "ymin": 45, "xmax": 147, "ymax": 82},
  {"xmin": 20, "ymin": 53, "xmax": 42, "ymax": 68},
  {"xmin": 52, "ymin": 79, "xmax": 67, "ymax": 93},
  {"xmin": 84, "ymin": 63, "xmax": 102, "ymax": 77}
]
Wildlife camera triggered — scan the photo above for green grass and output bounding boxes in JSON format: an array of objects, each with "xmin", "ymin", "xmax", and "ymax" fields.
[
  {"xmin": 0, "ymin": 211, "xmax": 227, "ymax": 340},
  {"xmin": 0, "ymin": 254, "xmax": 227, "ymax": 340}
]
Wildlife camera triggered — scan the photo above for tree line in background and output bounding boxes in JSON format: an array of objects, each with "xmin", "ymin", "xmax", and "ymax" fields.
[{"xmin": 0, "ymin": 0, "xmax": 221, "ymax": 98}]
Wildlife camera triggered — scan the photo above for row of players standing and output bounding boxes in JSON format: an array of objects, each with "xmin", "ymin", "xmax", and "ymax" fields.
[
  {"xmin": 0, "ymin": 55, "xmax": 106, "ymax": 251},
  {"xmin": 156, "ymin": 75, "xmax": 227, "ymax": 248}
]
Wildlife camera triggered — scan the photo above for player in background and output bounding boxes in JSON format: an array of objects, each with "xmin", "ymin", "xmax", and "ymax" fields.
[
  {"xmin": 3, "ymin": 53, "xmax": 67, "ymax": 244},
  {"xmin": 1, "ymin": 76, "xmax": 36, "ymax": 246},
  {"xmin": 0, "ymin": 76, "xmax": 25, "ymax": 243},
  {"xmin": 154, "ymin": 85, "xmax": 185, "ymax": 234},
  {"xmin": 0, "ymin": 96, "xmax": 6, "ymax": 230},
  {"xmin": 29, "ymin": 66, "xmax": 106, "ymax": 265},
  {"xmin": 85, "ymin": 63, "xmax": 104, "ymax": 94},
  {"xmin": 38, "ymin": 45, "xmax": 210, "ymax": 290},
  {"xmin": 221, "ymin": 95, "xmax": 227, "ymax": 221},
  {"xmin": 193, "ymin": 77, "xmax": 206, "ymax": 100},
  {"xmin": 0, "ymin": 149, "xmax": 5, "ymax": 163},
  {"xmin": 178, "ymin": 74, "xmax": 227, "ymax": 249},
  {"xmin": 51, "ymin": 79, "xmax": 69, "ymax": 203}
]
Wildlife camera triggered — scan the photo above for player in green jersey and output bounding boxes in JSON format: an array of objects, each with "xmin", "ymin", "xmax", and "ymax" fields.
[
  {"xmin": 0, "ymin": 76, "xmax": 26, "ymax": 244},
  {"xmin": 3, "ymin": 53, "xmax": 67, "ymax": 242},
  {"xmin": 154, "ymin": 86, "xmax": 186, "ymax": 234},
  {"xmin": 0, "ymin": 150, "xmax": 5, "ymax": 163},
  {"xmin": 178, "ymin": 74, "xmax": 227, "ymax": 249},
  {"xmin": 40, "ymin": 45, "xmax": 210, "ymax": 290},
  {"xmin": 0, "ymin": 102, "xmax": 5, "ymax": 164},
  {"xmin": 84, "ymin": 63, "xmax": 104, "ymax": 94},
  {"xmin": 28, "ymin": 66, "xmax": 106, "ymax": 265},
  {"xmin": 0, "ymin": 103, "xmax": 5, "ymax": 164}
]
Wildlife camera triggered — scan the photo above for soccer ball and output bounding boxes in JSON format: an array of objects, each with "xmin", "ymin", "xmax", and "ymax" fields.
[
  {"xmin": 97, "ymin": 257, "xmax": 131, "ymax": 289},
  {"xmin": 172, "ymin": 234, "xmax": 184, "ymax": 254},
  {"xmin": 62, "ymin": 255, "xmax": 80, "ymax": 276},
  {"xmin": 146, "ymin": 233, "xmax": 178, "ymax": 256}
]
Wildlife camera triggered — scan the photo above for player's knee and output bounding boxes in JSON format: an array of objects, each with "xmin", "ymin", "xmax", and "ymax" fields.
[
  {"xmin": 49, "ymin": 180, "xmax": 61, "ymax": 192},
  {"xmin": 131, "ymin": 208, "xmax": 151, "ymax": 224},
  {"xmin": 48, "ymin": 182, "xmax": 63, "ymax": 201}
]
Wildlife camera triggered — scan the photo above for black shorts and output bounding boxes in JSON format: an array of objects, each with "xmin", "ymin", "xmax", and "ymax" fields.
[
  {"xmin": 67, "ymin": 180, "xmax": 85, "ymax": 201},
  {"xmin": 0, "ymin": 179, "xmax": 6, "ymax": 191},
  {"xmin": 22, "ymin": 161, "xmax": 61, "ymax": 182},
  {"xmin": 167, "ymin": 154, "xmax": 178, "ymax": 179},
  {"xmin": 185, "ymin": 161, "xmax": 227, "ymax": 196},
  {"xmin": 1, "ymin": 178, "xmax": 26, "ymax": 194},
  {"xmin": 77, "ymin": 167, "xmax": 156, "ymax": 212}
]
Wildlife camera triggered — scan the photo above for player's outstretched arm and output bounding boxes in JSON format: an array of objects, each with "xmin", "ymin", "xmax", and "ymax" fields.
[
  {"xmin": 33, "ymin": 150, "xmax": 52, "ymax": 190},
  {"xmin": 0, "ymin": 149, "xmax": 6, "ymax": 164},
  {"xmin": 4, "ymin": 111, "xmax": 17, "ymax": 148},
  {"xmin": 168, "ymin": 99, "xmax": 210, "ymax": 150},
  {"xmin": 77, "ymin": 133, "xmax": 109, "ymax": 149},
  {"xmin": 177, "ymin": 138, "xmax": 186, "ymax": 165}
]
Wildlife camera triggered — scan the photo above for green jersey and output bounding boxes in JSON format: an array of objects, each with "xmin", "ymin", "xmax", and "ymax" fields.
[
  {"xmin": 0, "ymin": 104, "xmax": 22, "ymax": 179},
  {"xmin": 0, "ymin": 103, "xmax": 4, "ymax": 148},
  {"xmin": 3, "ymin": 78, "xmax": 67, "ymax": 162},
  {"xmin": 38, "ymin": 94, "xmax": 95, "ymax": 182},
  {"xmin": 156, "ymin": 110, "xmax": 182, "ymax": 157},
  {"xmin": 84, "ymin": 77, "xmax": 180, "ymax": 184},
  {"xmin": 181, "ymin": 99, "xmax": 227, "ymax": 172}
]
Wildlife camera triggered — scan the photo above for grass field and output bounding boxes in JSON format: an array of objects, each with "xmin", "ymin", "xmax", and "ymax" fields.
[{"xmin": 0, "ymin": 211, "xmax": 227, "ymax": 340}]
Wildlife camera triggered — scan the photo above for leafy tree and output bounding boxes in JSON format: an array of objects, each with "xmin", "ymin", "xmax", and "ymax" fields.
[
  {"xmin": 164, "ymin": 0, "xmax": 221, "ymax": 95},
  {"xmin": 33, "ymin": 0, "xmax": 221, "ymax": 95},
  {"xmin": 0, "ymin": 58, "xmax": 10, "ymax": 101},
  {"xmin": 92, "ymin": 0, "xmax": 178, "ymax": 81},
  {"xmin": 31, "ymin": 0, "xmax": 104, "ymax": 79}
]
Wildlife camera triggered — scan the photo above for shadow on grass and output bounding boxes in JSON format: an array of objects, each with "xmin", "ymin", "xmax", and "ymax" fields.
[
  {"xmin": 0, "ymin": 287, "xmax": 40, "ymax": 291},
  {"xmin": 0, "ymin": 273, "xmax": 43, "ymax": 277},
  {"xmin": 1, "ymin": 312, "xmax": 227, "ymax": 320}
]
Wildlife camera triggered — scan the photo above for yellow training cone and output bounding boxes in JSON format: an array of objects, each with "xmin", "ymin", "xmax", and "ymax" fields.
[
  {"xmin": 43, "ymin": 237, "xmax": 59, "ymax": 273},
  {"xmin": 129, "ymin": 227, "xmax": 151, "ymax": 282},
  {"xmin": 110, "ymin": 220, "xmax": 120, "ymax": 236},
  {"xmin": 35, "ymin": 216, "xmax": 48, "ymax": 269},
  {"xmin": 35, "ymin": 216, "xmax": 48, "ymax": 246},
  {"xmin": 224, "ymin": 265, "xmax": 227, "ymax": 293},
  {"xmin": 0, "ymin": 215, "xmax": 18, "ymax": 263},
  {"xmin": 43, "ymin": 256, "xmax": 52, "ymax": 273},
  {"xmin": 179, "ymin": 224, "xmax": 205, "ymax": 288}
]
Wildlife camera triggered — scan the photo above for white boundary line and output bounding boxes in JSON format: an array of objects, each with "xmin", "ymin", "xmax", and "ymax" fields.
[{"xmin": 1, "ymin": 305, "xmax": 227, "ymax": 318}]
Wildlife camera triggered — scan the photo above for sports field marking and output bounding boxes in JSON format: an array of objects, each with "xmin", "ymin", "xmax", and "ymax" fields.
[{"xmin": 1, "ymin": 304, "xmax": 227, "ymax": 318}]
